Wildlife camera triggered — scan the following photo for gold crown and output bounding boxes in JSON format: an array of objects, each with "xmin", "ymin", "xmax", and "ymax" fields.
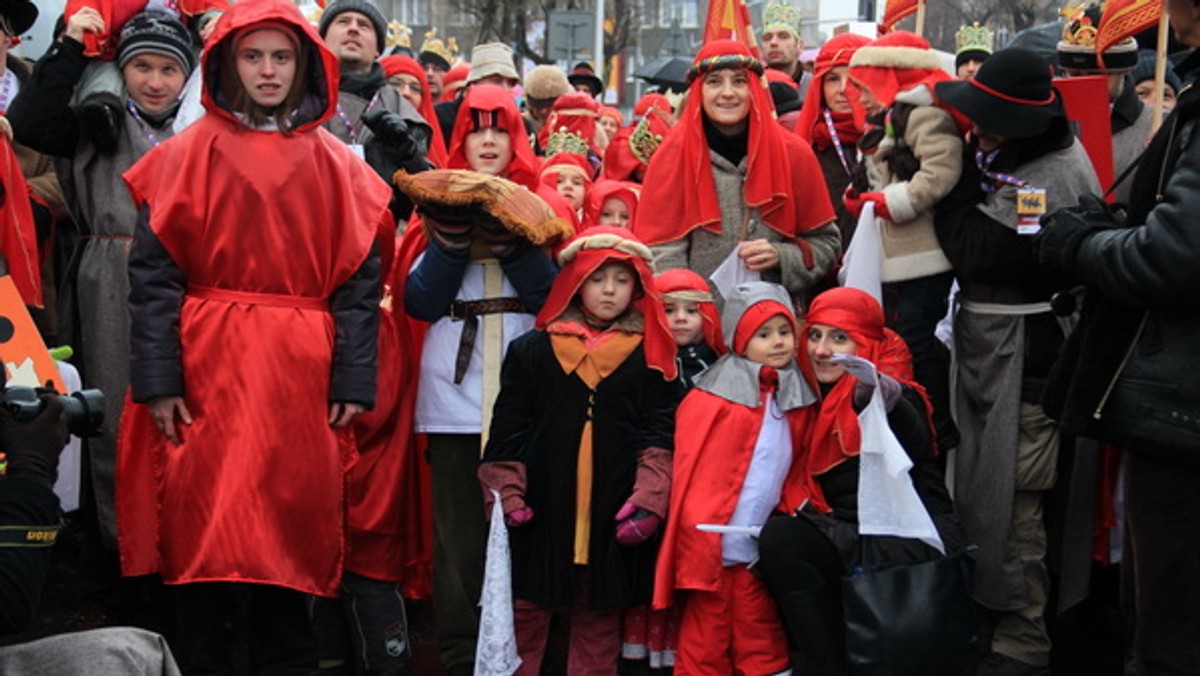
[
  {"xmin": 420, "ymin": 28, "xmax": 460, "ymax": 64},
  {"xmin": 388, "ymin": 21, "xmax": 413, "ymax": 49},
  {"xmin": 628, "ymin": 116, "xmax": 664, "ymax": 166},
  {"xmin": 762, "ymin": 0, "xmax": 803, "ymax": 35},
  {"xmin": 1060, "ymin": 2, "xmax": 1101, "ymax": 46},
  {"xmin": 955, "ymin": 22, "xmax": 995, "ymax": 55},
  {"xmin": 545, "ymin": 128, "xmax": 590, "ymax": 157}
]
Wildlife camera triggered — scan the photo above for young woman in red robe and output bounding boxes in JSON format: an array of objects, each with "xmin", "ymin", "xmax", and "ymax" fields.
[{"xmin": 117, "ymin": 1, "xmax": 393, "ymax": 670}]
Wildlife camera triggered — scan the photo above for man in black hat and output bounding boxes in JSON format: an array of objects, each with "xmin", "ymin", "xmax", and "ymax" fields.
[
  {"xmin": 567, "ymin": 61, "xmax": 603, "ymax": 98},
  {"xmin": 933, "ymin": 48, "xmax": 1102, "ymax": 676},
  {"xmin": 1033, "ymin": 0, "xmax": 1200, "ymax": 671}
]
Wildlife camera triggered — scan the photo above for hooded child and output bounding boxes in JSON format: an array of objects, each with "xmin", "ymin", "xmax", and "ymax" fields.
[
  {"xmin": 117, "ymin": 1, "xmax": 393, "ymax": 671},
  {"xmin": 478, "ymin": 226, "xmax": 682, "ymax": 675},
  {"xmin": 398, "ymin": 82, "xmax": 564, "ymax": 675},
  {"xmin": 654, "ymin": 281, "xmax": 818, "ymax": 675}
]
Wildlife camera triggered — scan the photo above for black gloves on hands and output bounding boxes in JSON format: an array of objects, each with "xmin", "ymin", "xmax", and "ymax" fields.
[
  {"xmin": 1, "ymin": 394, "xmax": 69, "ymax": 486},
  {"xmin": 1034, "ymin": 194, "xmax": 1123, "ymax": 278},
  {"xmin": 477, "ymin": 214, "xmax": 528, "ymax": 261}
]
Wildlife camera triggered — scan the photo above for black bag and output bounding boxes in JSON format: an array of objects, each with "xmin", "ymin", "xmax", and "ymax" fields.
[{"xmin": 841, "ymin": 545, "xmax": 979, "ymax": 676}]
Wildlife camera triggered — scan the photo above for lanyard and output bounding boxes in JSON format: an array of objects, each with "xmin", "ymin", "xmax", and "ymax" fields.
[
  {"xmin": 335, "ymin": 91, "xmax": 381, "ymax": 144},
  {"xmin": 127, "ymin": 101, "xmax": 162, "ymax": 147},
  {"xmin": 823, "ymin": 108, "xmax": 851, "ymax": 175},
  {"xmin": 975, "ymin": 148, "xmax": 1027, "ymax": 192}
]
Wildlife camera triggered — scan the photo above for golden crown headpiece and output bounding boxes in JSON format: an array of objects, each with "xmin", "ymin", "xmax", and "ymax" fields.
[
  {"xmin": 762, "ymin": 0, "xmax": 803, "ymax": 36},
  {"xmin": 388, "ymin": 21, "xmax": 413, "ymax": 49},
  {"xmin": 955, "ymin": 22, "xmax": 995, "ymax": 55},
  {"xmin": 1060, "ymin": 2, "xmax": 1101, "ymax": 47},
  {"xmin": 545, "ymin": 128, "xmax": 591, "ymax": 157},
  {"xmin": 628, "ymin": 115, "xmax": 664, "ymax": 166},
  {"xmin": 420, "ymin": 28, "xmax": 460, "ymax": 64}
]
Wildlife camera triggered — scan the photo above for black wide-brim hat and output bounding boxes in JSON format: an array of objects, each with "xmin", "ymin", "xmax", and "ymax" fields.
[
  {"xmin": 568, "ymin": 61, "xmax": 604, "ymax": 96},
  {"xmin": 935, "ymin": 47, "xmax": 1065, "ymax": 140},
  {"xmin": 0, "ymin": 0, "xmax": 38, "ymax": 36}
]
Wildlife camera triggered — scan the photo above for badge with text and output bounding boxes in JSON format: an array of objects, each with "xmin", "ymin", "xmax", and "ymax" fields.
[{"xmin": 1017, "ymin": 187, "xmax": 1047, "ymax": 235}]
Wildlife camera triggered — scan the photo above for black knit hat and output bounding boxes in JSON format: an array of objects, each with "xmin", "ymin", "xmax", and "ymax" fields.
[
  {"xmin": 318, "ymin": 0, "xmax": 387, "ymax": 56},
  {"xmin": 0, "ymin": 0, "xmax": 38, "ymax": 37},
  {"xmin": 117, "ymin": 11, "xmax": 196, "ymax": 74},
  {"xmin": 935, "ymin": 47, "xmax": 1065, "ymax": 140},
  {"xmin": 1132, "ymin": 48, "xmax": 1182, "ymax": 92}
]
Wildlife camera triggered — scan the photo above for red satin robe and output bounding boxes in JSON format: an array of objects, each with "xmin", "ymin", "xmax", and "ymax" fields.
[{"xmin": 117, "ymin": 108, "xmax": 393, "ymax": 596}]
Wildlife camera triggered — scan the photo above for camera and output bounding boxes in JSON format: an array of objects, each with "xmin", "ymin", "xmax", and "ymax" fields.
[{"xmin": 3, "ymin": 386, "xmax": 105, "ymax": 438}]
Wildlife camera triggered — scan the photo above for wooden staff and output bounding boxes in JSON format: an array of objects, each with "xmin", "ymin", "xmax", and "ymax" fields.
[
  {"xmin": 1153, "ymin": 0, "xmax": 1170, "ymax": 131},
  {"xmin": 915, "ymin": 0, "xmax": 926, "ymax": 37}
]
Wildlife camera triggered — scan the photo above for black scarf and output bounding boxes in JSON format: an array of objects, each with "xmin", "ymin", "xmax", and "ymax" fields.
[
  {"xmin": 703, "ymin": 116, "xmax": 749, "ymax": 167},
  {"xmin": 339, "ymin": 62, "xmax": 386, "ymax": 100}
]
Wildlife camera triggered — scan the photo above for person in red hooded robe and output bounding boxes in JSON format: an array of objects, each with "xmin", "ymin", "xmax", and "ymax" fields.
[
  {"xmin": 397, "ymin": 83, "xmax": 566, "ymax": 675},
  {"xmin": 117, "ymin": 1, "xmax": 393, "ymax": 670},
  {"xmin": 634, "ymin": 40, "xmax": 840, "ymax": 308}
]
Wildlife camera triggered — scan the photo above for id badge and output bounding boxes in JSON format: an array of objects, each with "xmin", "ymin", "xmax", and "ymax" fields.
[
  {"xmin": 350, "ymin": 143, "xmax": 365, "ymax": 161},
  {"xmin": 1017, "ymin": 187, "xmax": 1047, "ymax": 235}
]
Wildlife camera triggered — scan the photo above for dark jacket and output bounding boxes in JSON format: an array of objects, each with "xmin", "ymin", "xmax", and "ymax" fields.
[
  {"xmin": 481, "ymin": 328, "xmax": 682, "ymax": 609},
  {"xmin": 1043, "ymin": 49, "xmax": 1200, "ymax": 463},
  {"xmin": 0, "ymin": 474, "xmax": 59, "ymax": 635},
  {"xmin": 809, "ymin": 387, "xmax": 967, "ymax": 566},
  {"xmin": 7, "ymin": 37, "xmax": 89, "ymax": 158},
  {"xmin": 128, "ymin": 207, "xmax": 382, "ymax": 408}
]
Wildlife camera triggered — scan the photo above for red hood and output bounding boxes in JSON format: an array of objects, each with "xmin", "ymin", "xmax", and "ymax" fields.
[{"xmin": 200, "ymin": 0, "xmax": 340, "ymax": 132}]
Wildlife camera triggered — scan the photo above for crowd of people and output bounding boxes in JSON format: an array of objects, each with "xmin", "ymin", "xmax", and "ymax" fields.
[{"xmin": 1, "ymin": 0, "xmax": 1198, "ymax": 674}]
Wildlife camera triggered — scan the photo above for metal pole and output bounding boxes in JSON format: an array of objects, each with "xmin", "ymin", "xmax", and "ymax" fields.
[{"xmin": 594, "ymin": 0, "xmax": 606, "ymax": 92}]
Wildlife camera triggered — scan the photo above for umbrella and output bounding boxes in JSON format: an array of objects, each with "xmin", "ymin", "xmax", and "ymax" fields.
[{"xmin": 634, "ymin": 56, "xmax": 692, "ymax": 91}]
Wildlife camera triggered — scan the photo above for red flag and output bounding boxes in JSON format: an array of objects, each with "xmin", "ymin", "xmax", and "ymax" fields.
[
  {"xmin": 1096, "ymin": 0, "xmax": 1160, "ymax": 58},
  {"xmin": 881, "ymin": 0, "xmax": 919, "ymax": 31},
  {"xmin": 702, "ymin": 0, "xmax": 761, "ymax": 57},
  {"xmin": 1056, "ymin": 76, "xmax": 1116, "ymax": 200}
]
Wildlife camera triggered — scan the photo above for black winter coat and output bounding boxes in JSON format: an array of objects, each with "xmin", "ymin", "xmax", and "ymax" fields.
[
  {"xmin": 1043, "ymin": 49, "xmax": 1200, "ymax": 463},
  {"xmin": 482, "ymin": 329, "xmax": 682, "ymax": 609}
]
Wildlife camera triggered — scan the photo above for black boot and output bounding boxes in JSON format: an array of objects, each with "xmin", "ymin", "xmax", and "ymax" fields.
[{"xmin": 775, "ymin": 587, "xmax": 848, "ymax": 676}]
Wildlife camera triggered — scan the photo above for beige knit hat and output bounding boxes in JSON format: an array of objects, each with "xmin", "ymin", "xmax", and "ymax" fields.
[
  {"xmin": 468, "ymin": 42, "xmax": 519, "ymax": 84},
  {"xmin": 524, "ymin": 65, "xmax": 571, "ymax": 102}
]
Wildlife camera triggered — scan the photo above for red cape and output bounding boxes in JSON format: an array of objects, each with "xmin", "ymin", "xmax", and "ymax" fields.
[{"xmin": 653, "ymin": 388, "xmax": 812, "ymax": 609}]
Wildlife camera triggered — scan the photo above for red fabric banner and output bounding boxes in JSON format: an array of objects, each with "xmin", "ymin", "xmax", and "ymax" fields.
[
  {"xmin": 702, "ymin": 0, "xmax": 761, "ymax": 57},
  {"xmin": 0, "ymin": 136, "xmax": 42, "ymax": 308},
  {"xmin": 881, "ymin": 0, "xmax": 919, "ymax": 31},
  {"xmin": 1097, "ymin": 0, "xmax": 1161, "ymax": 59}
]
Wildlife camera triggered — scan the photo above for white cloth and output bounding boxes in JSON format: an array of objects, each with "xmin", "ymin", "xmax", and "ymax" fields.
[
  {"xmin": 475, "ymin": 489, "xmax": 521, "ymax": 676},
  {"xmin": 839, "ymin": 202, "xmax": 883, "ymax": 305},
  {"xmin": 52, "ymin": 361, "xmax": 83, "ymax": 513},
  {"xmin": 171, "ymin": 68, "xmax": 205, "ymax": 136},
  {"xmin": 845, "ymin": 355, "xmax": 944, "ymax": 553},
  {"xmin": 414, "ymin": 256, "xmax": 535, "ymax": 433},
  {"xmin": 708, "ymin": 247, "xmax": 761, "ymax": 303},
  {"xmin": 722, "ymin": 393, "xmax": 792, "ymax": 565}
]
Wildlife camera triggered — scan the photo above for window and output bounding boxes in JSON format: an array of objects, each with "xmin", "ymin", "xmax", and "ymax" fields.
[
  {"xmin": 659, "ymin": 0, "xmax": 698, "ymax": 28},
  {"xmin": 393, "ymin": 0, "xmax": 429, "ymax": 25}
]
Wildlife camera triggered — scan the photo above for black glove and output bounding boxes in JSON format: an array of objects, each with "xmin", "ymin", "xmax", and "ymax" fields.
[
  {"xmin": 362, "ymin": 109, "xmax": 430, "ymax": 169},
  {"xmin": 1034, "ymin": 194, "xmax": 1121, "ymax": 277},
  {"xmin": 477, "ymin": 212, "xmax": 529, "ymax": 260},
  {"xmin": 418, "ymin": 204, "xmax": 475, "ymax": 255},
  {"xmin": 1, "ymin": 394, "xmax": 68, "ymax": 485}
]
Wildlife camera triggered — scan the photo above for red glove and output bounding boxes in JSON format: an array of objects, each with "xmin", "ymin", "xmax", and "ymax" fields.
[
  {"xmin": 843, "ymin": 189, "xmax": 891, "ymax": 221},
  {"xmin": 614, "ymin": 501, "xmax": 663, "ymax": 546},
  {"xmin": 505, "ymin": 505, "xmax": 534, "ymax": 527},
  {"xmin": 478, "ymin": 460, "xmax": 533, "ymax": 527}
]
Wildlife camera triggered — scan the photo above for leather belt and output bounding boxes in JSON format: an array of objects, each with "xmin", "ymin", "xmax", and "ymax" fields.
[{"xmin": 448, "ymin": 297, "xmax": 527, "ymax": 384}]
